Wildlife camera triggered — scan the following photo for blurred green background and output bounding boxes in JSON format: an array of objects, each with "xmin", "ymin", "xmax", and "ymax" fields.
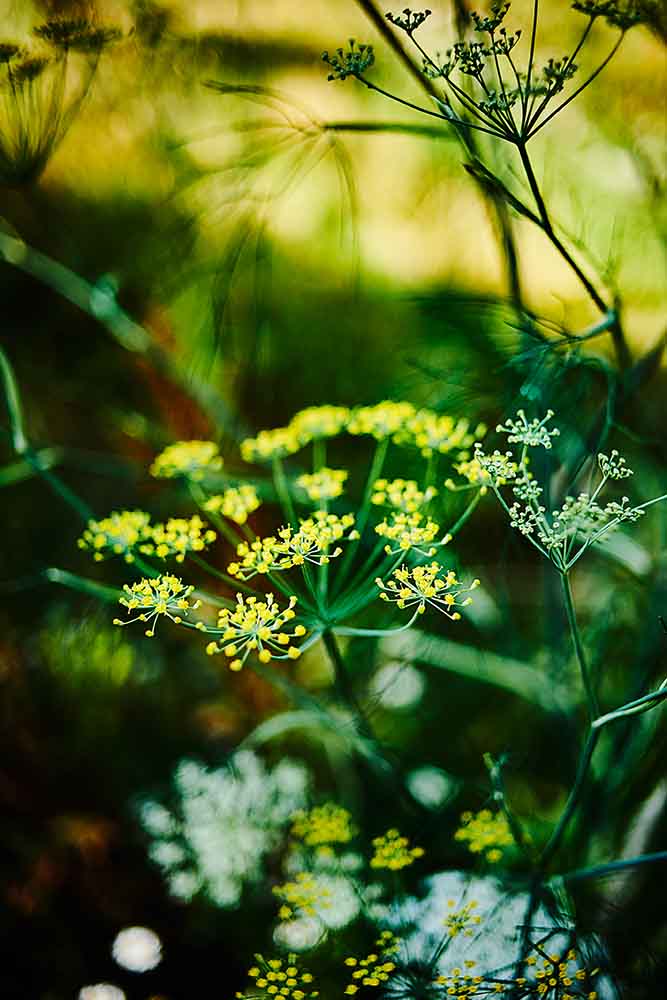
[{"xmin": 1, "ymin": 0, "xmax": 666, "ymax": 997}]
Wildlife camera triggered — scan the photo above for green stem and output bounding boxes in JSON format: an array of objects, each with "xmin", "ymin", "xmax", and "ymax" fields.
[
  {"xmin": 516, "ymin": 141, "xmax": 610, "ymax": 318},
  {"xmin": 272, "ymin": 455, "xmax": 298, "ymax": 527},
  {"xmin": 561, "ymin": 571, "xmax": 599, "ymax": 720},
  {"xmin": 540, "ymin": 727, "xmax": 600, "ymax": 868},
  {"xmin": 322, "ymin": 628, "xmax": 375, "ymax": 742},
  {"xmin": 555, "ymin": 851, "xmax": 667, "ymax": 884},
  {"xmin": 313, "ymin": 438, "xmax": 326, "ymax": 473},
  {"xmin": 43, "ymin": 567, "xmax": 122, "ymax": 602},
  {"xmin": 332, "ymin": 438, "xmax": 388, "ymax": 596},
  {"xmin": 0, "ymin": 345, "xmax": 28, "ymax": 453}
]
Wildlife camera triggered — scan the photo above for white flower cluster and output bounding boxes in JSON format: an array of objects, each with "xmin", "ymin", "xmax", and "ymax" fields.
[
  {"xmin": 475, "ymin": 412, "xmax": 648, "ymax": 571},
  {"xmin": 140, "ymin": 751, "xmax": 310, "ymax": 907}
]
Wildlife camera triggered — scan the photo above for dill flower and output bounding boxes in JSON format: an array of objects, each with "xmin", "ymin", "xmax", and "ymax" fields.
[
  {"xmin": 150, "ymin": 440, "xmax": 223, "ymax": 480},
  {"xmin": 33, "ymin": 18, "xmax": 122, "ymax": 52},
  {"xmin": 205, "ymin": 594, "xmax": 306, "ymax": 671},
  {"xmin": 403, "ymin": 410, "xmax": 481, "ymax": 457},
  {"xmin": 289, "ymin": 405, "xmax": 351, "ymax": 442},
  {"xmin": 343, "ymin": 931, "xmax": 400, "ymax": 995},
  {"xmin": 296, "ymin": 468, "xmax": 348, "ymax": 502},
  {"xmin": 370, "ymin": 829, "xmax": 424, "ymax": 870},
  {"xmin": 113, "ymin": 575, "xmax": 202, "ymax": 637},
  {"xmin": 277, "ymin": 520, "xmax": 347, "ymax": 567},
  {"xmin": 228, "ymin": 535, "xmax": 290, "ymax": 579},
  {"xmin": 323, "ymin": 40, "xmax": 375, "ymax": 82},
  {"xmin": 348, "ymin": 401, "xmax": 416, "ymax": 440},
  {"xmin": 240, "ymin": 426, "xmax": 301, "ymax": 463},
  {"xmin": 78, "ymin": 510, "xmax": 152, "ymax": 562},
  {"xmin": 371, "ymin": 478, "xmax": 437, "ymax": 512},
  {"xmin": 374, "ymin": 511, "xmax": 442, "ymax": 554},
  {"xmin": 443, "ymin": 899, "xmax": 482, "ymax": 938},
  {"xmin": 376, "ymin": 563, "xmax": 480, "ymax": 619},
  {"xmin": 236, "ymin": 953, "xmax": 319, "ymax": 999},
  {"xmin": 290, "ymin": 803, "xmax": 355, "ymax": 849},
  {"xmin": 436, "ymin": 944, "xmax": 601, "ymax": 998},
  {"xmin": 445, "ymin": 450, "xmax": 519, "ymax": 493},
  {"xmin": 203, "ymin": 485, "xmax": 261, "ymax": 524},
  {"xmin": 496, "ymin": 409, "xmax": 560, "ymax": 450},
  {"xmin": 139, "ymin": 515, "xmax": 216, "ymax": 562},
  {"xmin": 454, "ymin": 810, "xmax": 513, "ymax": 863},
  {"xmin": 273, "ymin": 871, "xmax": 332, "ymax": 920}
]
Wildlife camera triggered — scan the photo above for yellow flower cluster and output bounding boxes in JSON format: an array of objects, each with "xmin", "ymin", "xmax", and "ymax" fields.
[
  {"xmin": 140, "ymin": 515, "xmax": 216, "ymax": 562},
  {"xmin": 204, "ymin": 485, "xmax": 261, "ymax": 525},
  {"xmin": 235, "ymin": 954, "xmax": 318, "ymax": 1000},
  {"xmin": 436, "ymin": 948, "xmax": 599, "ymax": 999},
  {"xmin": 403, "ymin": 410, "xmax": 481, "ymax": 458},
  {"xmin": 348, "ymin": 401, "xmax": 416, "ymax": 439},
  {"xmin": 445, "ymin": 451, "xmax": 519, "ymax": 493},
  {"xmin": 289, "ymin": 405, "xmax": 351, "ymax": 441},
  {"xmin": 205, "ymin": 594, "xmax": 306, "ymax": 671},
  {"xmin": 113, "ymin": 575, "xmax": 203, "ymax": 637},
  {"xmin": 296, "ymin": 467, "xmax": 348, "ymax": 502},
  {"xmin": 376, "ymin": 563, "xmax": 480, "ymax": 619},
  {"xmin": 273, "ymin": 871, "xmax": 331, "ymax": 921},
  {"xmin": 241, "ymin": 407, "xmax": 352, "ymax": 463},
  {"xmin": 78, "ymin": 510, "xmax": 151, "ymax": 562},
  {"xmin": 435, "ymin": 960, "xmax": 485, "ymax": 996},
  {"xmin": 343, "ymin": 932, "xmax": 399, "ymax": 995},
  {"xmin": 371, "ymin": 478, "xmax": 437, "ymax": 512},
  {"xmin": 370, "ymin": 828, "xmax": 424, "ymax": 870},
  {"xmin": 443, "ymin": 899, "xmax": 482, "ymax": 938},
  {"xmin": 375, "ymin": 511, "xmax": 441, "ymax": 554},
  {"xmin": 228, "ymin": 513, "xmax": 355, "ymax": 579},
  {"xmin": 290, "ymin": 803, "xmax": 355, "ymax": 849},
  {"xmin": 150, "ymin": 440, "xmax": 223, "ymax": 480},
  {"xmin": 521, "ymin": 949, "xmax": 599, "ymax": 1000},
  {"xmin": 454, "ymin": 809, "xmax": 513, "ymax": 863},
  {"xmin": 241, "ymin": 427, "xmax": 301, "ymax": 463}
]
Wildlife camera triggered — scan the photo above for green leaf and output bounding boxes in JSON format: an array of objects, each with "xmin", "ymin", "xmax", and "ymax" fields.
[{"xmin": 382, "ymin": 631, "xmax": 571, "ymax": 713}]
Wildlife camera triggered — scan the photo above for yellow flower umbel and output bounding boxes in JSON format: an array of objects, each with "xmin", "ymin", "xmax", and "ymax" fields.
[
  {"xmin": 140, "ymin": 515, "xmax": 216, "ymax": 562},
  {"xmin": 113, "ymin": 575, "xmax": 202, "ymax": 637},
  {"xmin": 371, "ymin": 478, "xmax": 437, "ymax": 513},
  {"xmin": 78, "ymin": 509, "xmax": 151, "ymax": 563},
  {"xmin": 241, "ymin": 426, "xmax": 301, "ymax": 463},
  {"xmin": 403, "ymin": 409, "xmax": 480, "ymax": 457},
  {"xmin": 343, "ymin": 931, "xmax": 399, "ymax": 995},
  {"xmin": 228, "ymin": 514, "xmax": 356, "ymax": 579},
  {"xmin": 296, "ymin": 468, "xmax": 348, "ymax": 502},
  {"xmin": 205, "ymin": 594, "xmax": 306, "ymax": 671},
  {"xmin": 228, "ymin": 535, "xmax": 291, "ymax": 580},
  {"xmin": 150, "ymin": 440, "xmax": 223, "ymax": 480},
  {"xmin": 435, "ymin": 961, "xmax": 485, "ymax": 996},
  {"xmin": 445, "ymin": 449, "xmax": 519, "ymax": 494},
  {"xmin": 374, "ymin": 511, "xmax": 441, "ymax": 554},
  {"xmin": 273, "ymin": 871, "xmax": 331, "ymax": 920},
  {"xmin": 348, "ymin": 401, "xmax": 416, "ymax": 439},
  {"xmin": 436, "ymin": 946, "xmax": 600, "ymax": 998},
  {"xmin": 235, "ymin": 954, "xmax": 319, "ymax": 1000},
  {"xmin": 443, "ymin": 899, "xmax": 482, "ymax": 938},
  {"xmin": 289, "ymin": 405, "xmax": 351, "ymax": 443},
  {"xmin": 454, "ymin": 809, "xmax": 513, "ymax": 863},
  {"xmin": 290, "ymin": 803, "xmax": 355, "ymax": 850},
  {"xmin": 376, "ymin": 563, "xmax": 480, "ymax": 619},
  {"xmin": 204, "ymin": 485, "xmax": 261, "ymax": 525},
  {"xmin": 370, "ymin": 829, "xmax": 424, "ymax": 870},
  {"xmin": 280, "ymin": 512, "xmax": 356, "ymax": 566}
]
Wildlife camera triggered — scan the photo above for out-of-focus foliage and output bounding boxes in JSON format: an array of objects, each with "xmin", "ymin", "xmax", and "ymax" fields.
[{"xmin": 1, "ymin": 0, "xmax": 666, "ymax": 997}]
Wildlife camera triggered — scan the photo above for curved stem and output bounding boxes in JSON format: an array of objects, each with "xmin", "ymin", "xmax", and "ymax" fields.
[{"xmin": 540, "ymin": 728, "xmax": 600, "ymax": 867}]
